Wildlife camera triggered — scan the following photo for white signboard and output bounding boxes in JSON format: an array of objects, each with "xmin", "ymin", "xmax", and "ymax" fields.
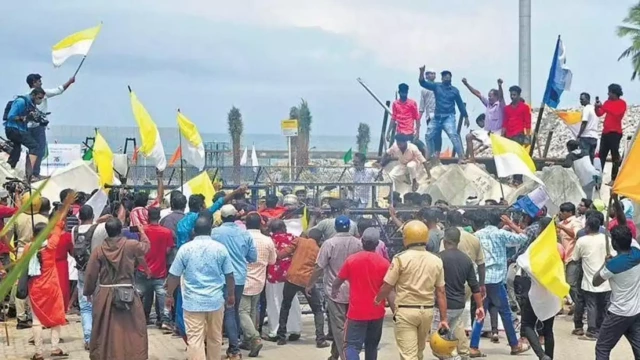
[{"xmin": 42, "ymin": 144, "xmax": 82, "ymax": 176}]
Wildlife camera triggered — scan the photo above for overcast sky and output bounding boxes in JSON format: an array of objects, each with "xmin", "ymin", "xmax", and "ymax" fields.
[{"xmin": 1, "ymin": 0, "xmax": 638, "ymax": 136}]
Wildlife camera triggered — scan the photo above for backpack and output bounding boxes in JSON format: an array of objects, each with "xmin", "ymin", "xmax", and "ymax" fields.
[
  {"xmin": 2, "ymin": 96, "xmax": 31, "ymax": 122},
  {"xmin": 73, "ymin": 224, "xmax": 99, "ymax": 271}
]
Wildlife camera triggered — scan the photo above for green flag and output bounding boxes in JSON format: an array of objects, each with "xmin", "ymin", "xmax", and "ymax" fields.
[
  {"xmin": 343, "ymin": 147, "xmax": 353, "ymax": 164},
  {"xmin": 82, "ymin": 148, "xmax": 93, "ymax": 161}
]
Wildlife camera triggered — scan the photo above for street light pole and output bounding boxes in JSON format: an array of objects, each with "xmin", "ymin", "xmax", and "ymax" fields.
[{"xmin": 519, "ymin": 0, "xmax": 532, "ymax": 104}]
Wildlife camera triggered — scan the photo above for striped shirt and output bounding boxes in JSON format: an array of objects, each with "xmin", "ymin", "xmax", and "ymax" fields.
[
  {"xmin": 475, "ymin": 225, "xmax": 527, "ymax": 284},
  {"xmin": 244, "ymin": 229, "xmax": 277, "ymax": 296}
]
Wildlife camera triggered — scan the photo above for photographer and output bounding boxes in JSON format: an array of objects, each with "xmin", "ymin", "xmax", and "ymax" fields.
[
  {"xmin": 4, "ymin": 88, "xmax": 46, "ymax": 179},
  {"xmin": 25, "ymin": 74, "xmax": 75, "ymax": 178}
]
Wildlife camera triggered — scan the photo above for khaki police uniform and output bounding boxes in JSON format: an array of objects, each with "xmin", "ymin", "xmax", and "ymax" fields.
[{"xmin": 384, "ymin": 246, "xmax": 445, "ymax": 360}]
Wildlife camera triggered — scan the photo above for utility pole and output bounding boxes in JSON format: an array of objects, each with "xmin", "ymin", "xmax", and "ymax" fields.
[{"xmin": 519, "ymin": 0, "xmax": 532, "ymax": 104}]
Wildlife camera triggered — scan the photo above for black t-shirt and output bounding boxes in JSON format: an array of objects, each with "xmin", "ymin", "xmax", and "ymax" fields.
[{"xmin": 439, "ymin": 248, "xmax": 480, "ymax": 309}]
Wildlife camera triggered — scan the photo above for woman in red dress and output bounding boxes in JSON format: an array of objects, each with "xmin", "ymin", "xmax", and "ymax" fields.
[{"xmin": 54, "ymin": 231, "xmax": 74, "ymax": 311}]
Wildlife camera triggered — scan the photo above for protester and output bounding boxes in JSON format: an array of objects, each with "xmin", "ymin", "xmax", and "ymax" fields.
[
  {"xmin": 310, "ymin": 199, "xmax": 357, "ymax": 240},
  {"xmin": 461, "ymin": 77, "xmax": 505, "ymax": 135},
  {"xmin": 375, "ymin": 220, "xmax": 448, "ymax": 360},
  {"xmin": 418, "ymin": 67, "xmax": 468, "ymax": 161},
  {"xmin": 377, "ymin": 135, "xmax": 431, "ymax": 191},
  {"xmin": 387, "ymin": 83, "xmax": 420, "ymax": 143},
  {"xmin": 419, "ymin": 69, "xmax": 437, "ymax": 146},
  {"xmin": 240, "ymin": 212, "xmax": 276, "ymax": 357},
  {"xmin": 83, "ymin": 217, "xmax": 150, "ymax": 360},
  {"xmin": 137, "ymin": 207, "xmax": 174, "ymax": 329},
  {"xmin": 276, "ymin": 228, "xmax": 329, "ymax": 348},
  {"xmin": 4, "ymin": 87, "xmax": 46, "ymax": 178},
  {"xmin": 469, "ymin": 211, "xmax": 529, "ymax": 357},
  {"xmin": 159, "ymin": 191, "xmax": 187, "ymax": 236},
  {"xmin": 54, "ymin": 221, "xmax": 73, "ymax": 312},
  {"xmin": 348, "ymin": 152, "xmax": 379, "ymax": 209},
  {"xmin": 502, "ymin": 85, "xmax": 531, "ymax": 186},
  {"xmin": 356, "ymin": 218, "xmax": 388, "ymax": 260},
  {"xmin": 332, "ymin": 228, "xmax": 391, "ymax": 360},
  {"xmin": 595, "ymin": 84, "xmax": 627, "ymax": 185},
  {"xmin": 593, "ymin": 225, "xmax": 640, "ymax": 359},
  {"xmin": 572, "ymin": 215, "xmax": 614, "ymax": 340},
  {"xmin": 562, "ymin": 140, "xmax": 600, "ymax": 199},
  {"xmin": 577, "ymin": 92, "xmax": 600, "ymax": 162},
  {"xmin": 25, "ymin": 73, "xmax": 76, "ymax": 178},
  {"xmin": 211, "ymin": 204, "xmax": 257, "ymax": 359},
  {"xmin": 577, "ymin": 198, "xmax": 594, "ymax": 223},
  {"xmin": 166, "ymin": 213, "xmax": 235, "ymax": 360},
  {"xmin": 308, "ymin": 215, "xmax": 363, "ymax": 360},
  {"xmin": 608, "ymin": 202, "xmax": 638, "ymax": 239},
  {"xmin": 0, "ymin": 188, "xmax": 20, "ymax": 285},
  {"xmin": 26, "ymin": 221, "xmax": 68, "ymax": 359},
  {"xmin": 433, "ymin": 227, "xmax": 485, "ymax": 360},
  {"xmin": 129, "ymin": 171, "xmax": 164, "ymax": 226},
  {"xmin": 463, "ymin": 114, "xmax": 493, "ymax": 162}
]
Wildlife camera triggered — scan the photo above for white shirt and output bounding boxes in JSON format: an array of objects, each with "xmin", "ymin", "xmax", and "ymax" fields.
[
  {"xmin": 26, "ymin": 86, "xmax": 65, "ymax": 128},
  {"xmin": 600, "ymin": 249, "xmax": 640, "ymax": 317},
  {"xmin": 572, "ymin": 233, "xmax": 615, "ymax": 292},
  {"xmin": 580, "ymin": 104, "xmax": 599, "ymax": 139}
]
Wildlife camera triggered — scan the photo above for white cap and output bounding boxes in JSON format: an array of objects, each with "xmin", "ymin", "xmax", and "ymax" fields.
[
  {"xmin": 425, "ymin": 68, "xmax": 436, "ymax": 74},
  {"xmin": 220, "ymin": 204, "xmax": 238, "ymax": 218}
]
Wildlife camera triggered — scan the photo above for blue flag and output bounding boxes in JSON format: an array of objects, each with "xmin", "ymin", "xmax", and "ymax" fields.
[{"xmin": 543, "ymin": 36, "xmax": 573, "ymax": 109}]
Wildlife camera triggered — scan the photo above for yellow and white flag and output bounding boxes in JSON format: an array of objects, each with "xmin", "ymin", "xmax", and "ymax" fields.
[
  {"xmin": 490, "ymin": 134, "xmax": 542, "ymax": 184},
  {"xmin": 181, "ymin": 171, "xmax": 215, "ymax": 208},
  {"xmin": 129, "ymin": 90, "xmax": 167, "ymax": 171},
  {"xmin": 52, "ymin": 23, "xmax": 102, "ymax": 67},
  {"xmin": 556, "ymin": 111, "xmax": 582, "ymax": 137},
  {"xmin": 613, "ymin": 123, "xmax": 640, "ymax": 202},
  {"xmin": 516, "ymin": 221, "xmax": 570, "ymax": 320},
  {"xmin": 93, "ymin": 131, "xmax": 114, "ymax": 187},
  {"xmin": 177, "ymin": 111, "xmax": 205, "ymax": 170}
]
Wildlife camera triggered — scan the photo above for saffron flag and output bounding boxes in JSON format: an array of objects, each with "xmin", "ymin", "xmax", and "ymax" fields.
[
  {"xmin": 556, "ymin": 111, "xmax": 582, "ymax": 137},
  {"xmin": 168, "ymin": 146, "xmax": 181, "ymax": 167},
  {"xmin": 93, "ymin": 132, "xmax": 114, "ymax": 186},
  {"xmin": 543, "ymin": 36, "xmax": 573, "ymax": 109},
  {"xmin": 52, "ymin": 23, "xmax": 102, "ymax": 67},
  {"xmin": 613, "ymin": 125, "xmax": 640, "ymax": 202},
  {"xmin": 517, "ymin": 221, "xmax": 570, "ymax": 320},
  {"xmin": 177, "ymin": 111, "xmax": 205, "ymax": 170},
  {"xmin": 129, "ymin": 89, "xmax": 167, "ymax": 171},
  {"xmin": 490, "ymin": 134, "xmax": 542, "ymax": 184},
  {"xmin": 181, "ymin": 171, "xmax": 215, "ymax": 208},
  {"xmin": 131, "ymin": 147, "xmax": 139, "ymax": 165}
]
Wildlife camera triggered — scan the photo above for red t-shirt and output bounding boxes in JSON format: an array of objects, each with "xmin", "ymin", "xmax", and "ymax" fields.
[
  {"xmin": 138, "ymin": 224, "xmax": 175, "ymax": 278},
  {"xmin": 608, "ymin": 218, "xmax": 638, "ymax": 239},
  {"xmin": 596, "ymin": 99, "xmax": 626, "ymax": 134},
  {"xmin": 502, "ymin": 101, "xmax": 531, "ymax": 138},
  {"xmin": 392, "ymin": 99, "xmax": 420, "ymax": 135},
  {"xmin": 0, "ymin": 205, "xmax": 18, "ymax": 254},
  {"xmin": 337, "ymin": 251, "xmax": 390, "ymax": 321}
]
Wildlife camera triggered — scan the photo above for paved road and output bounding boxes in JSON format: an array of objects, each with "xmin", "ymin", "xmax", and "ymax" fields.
[{"xmin": 0, "ymin": 312, "xmax": 634, "ymax": 359}]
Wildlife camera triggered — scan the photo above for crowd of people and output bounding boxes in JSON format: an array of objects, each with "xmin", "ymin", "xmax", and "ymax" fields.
[
  {"xmin": 384, "ymin": 67, "xmax": 627, "ymax": 191},
  {"xmin": 0, "ymin": 162, "xmax": 637, "ymax": 360}
]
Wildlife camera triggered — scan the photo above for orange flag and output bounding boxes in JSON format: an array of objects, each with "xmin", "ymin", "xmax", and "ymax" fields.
[
  {"xmin": 168, "ymin": 145, "xmax": 182, "ymax": 167},
  {"xmin": 613, "ymin": 126, "xmax": 640, "ymax": 202},
  {"xmin": 131, "ymin": 147, "xmax": 139, "ymax": 164},
  {"xmin": 440, "ymin": 147, "xmax": 452, "ymax": 159}
]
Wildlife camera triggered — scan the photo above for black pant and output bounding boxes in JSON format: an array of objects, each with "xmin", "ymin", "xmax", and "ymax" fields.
[
  {"xmin": 579, "ymin": 137, "xmax": 598, "ymax": 164},
  {"xmin": 584, "ymin": 291, "xmax": 611, "ymax": 336},
  {"xmin": 5, "ymin": 127, "xmax": 38, "ymax": 169},
  {"xmin": 566, "ymin": 261, "xmax": 586, "ymax": 329},
  {"xmin": 508, "ymin": 133, "xmax": 528, "ymax": 184},
  {"xmin": 520, "ymin": 297, "xmax": 555, "ymax": 359},
  {"xmin": 278, "ymin": 281, "xmax": 325, "ymax": 341},
  {"xmin": 595, "ymin": 311, "xmax": 640, "ymax": 360},
  {"xmin": 599, "ymin": 132, "xmax": 623, "ymax": 181},
  {"xmin": 344, "ymin": 318, "xmax": 383, "ymax": 360}
]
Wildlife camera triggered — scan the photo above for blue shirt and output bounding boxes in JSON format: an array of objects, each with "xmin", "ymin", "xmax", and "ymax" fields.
[
  {"xmin": 169, "ymin": 235, "xmax": 233, "ymax": 312},
  {"xmin": 176, "ymin": 198, "xmax": 226, "ymax": 249},
  {"xmin": 474, "ymin": 225, "xmax": 527, "ymax": 284},
  {"xmin": 211, "ymin": 222, "xmax": 257, "ymax": 286},
  {"xmin": 419, "ymin": 80, "xmax": 468, "ymax": 117},
  {"xmin": 5, "ymin": 96, "xmax": 31, "ymax": 132}
]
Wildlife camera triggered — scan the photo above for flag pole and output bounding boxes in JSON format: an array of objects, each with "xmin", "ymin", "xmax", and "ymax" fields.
[
  {"xmin": 178, "ymin": 109, "xmax": 184, "ymax": 193},
  {"xmin": 71, "ymin": 22, "xmax": 103, "ymax": 78}
]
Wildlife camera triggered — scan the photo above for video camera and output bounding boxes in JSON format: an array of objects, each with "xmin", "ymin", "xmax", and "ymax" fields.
[
  {"xmin": 26, "ymin": 109, "xmax": 50, "ymax": 127},
  {"xmin": 2, "ymin": 177, "xmax": 28, "ymax": 195}
]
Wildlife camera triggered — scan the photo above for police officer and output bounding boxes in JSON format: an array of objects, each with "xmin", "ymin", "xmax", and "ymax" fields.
[{"xmin": 375, "ymin": 220, "xmax": 449, "ymax": 360}]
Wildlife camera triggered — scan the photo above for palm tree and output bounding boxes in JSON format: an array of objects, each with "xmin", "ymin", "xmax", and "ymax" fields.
[
  {"xmin": 227, "ymin": 106, "xmax": 243, "ymax": 183},
  {"xmin": 356, "ymin": 123, "xmax": 371, "ymax": 154},
  {"xmin": 296, "ymin": 99, "xmax": 312, "ymax": 167},
  {"xmin": 617, "ymin": 3, "xmax": 640, "ymax": 80}
]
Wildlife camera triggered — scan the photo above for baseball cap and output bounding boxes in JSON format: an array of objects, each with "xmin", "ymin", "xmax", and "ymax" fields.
[
  {"xmin": 592, "ymin": 199, "xmax": 606, "ymax": 212},
  {"xmin": 335, "ymin": 215, "xmax": 351, "ymax": 232},
  {"xmin": 362, "ymin": 227, "xmax": 380, "ymax": 247},
  {"xmin": 220, "ymin": 204, "xmax": 238, "ymax": 218}
]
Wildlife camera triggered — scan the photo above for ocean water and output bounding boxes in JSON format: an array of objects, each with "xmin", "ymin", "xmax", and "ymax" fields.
[{"xmin": 46, "ymin": 124, "xmax": 369, "ymax": 152}]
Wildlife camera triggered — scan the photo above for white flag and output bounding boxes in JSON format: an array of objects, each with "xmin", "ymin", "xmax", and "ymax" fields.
[
  {"xmin": 240, "ymin": 147, "xmax": 248, "ymax": 166},
  {"xmin": 251, "ymin": 144, "xmax": 259, "ymax": 172}
]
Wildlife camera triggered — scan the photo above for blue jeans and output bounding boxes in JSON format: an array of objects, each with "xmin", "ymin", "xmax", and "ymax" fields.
[
  {"xmin": 426, "ymin": 119, "xmax": 443, "ymax": 155},
  {"xmin": 223, "ymin": 284, "xmax": 245, "ymax": 355},
  {"xmin": 426, "ymin": 114, "xmax": 464, "ymax": 159},
  {"xmin": 77, "ymin": 271, "xmax": 92, "ymax": 344},
  {"xmin": 470, "ymin": 283, "xmax": 519, "ymax": 348},
  {"xmin": 27, "ymin": 125, "xmax": 46, "ymax": 176},
  {"xmin": 135, "ymin": 272, "xmax": 171, "ymax": 324},
  {"xmin": 344, "ymin": 318, "xmax": 383, "ymax": 360}
]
